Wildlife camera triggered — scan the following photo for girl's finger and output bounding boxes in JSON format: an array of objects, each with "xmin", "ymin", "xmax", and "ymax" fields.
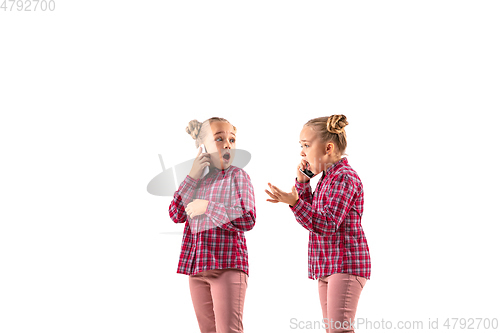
[
  {"xmin": 268, "ymin": 183, "xmax": 281, "ymax": 193},
  {"xmin": 264, "ymin": 190, "xmax": 275, "ymax": 197},
  {"xmin": 271, "ymin": 185, "xmax": 284, "ymax": 195},
  {"xmin": 266, "ymin": 199, "xmax": 279, "ymax": 203},
  {"xmin": 264, "ymin": 189, "xmax": 278, "ymax": 200}
]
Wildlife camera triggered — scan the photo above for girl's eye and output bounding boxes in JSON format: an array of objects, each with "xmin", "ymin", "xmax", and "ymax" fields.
[
  {"xmin": 300, "ymin": 145, "xmax": 309, "ymax": 148},
  {"xmin": 215, "ymin": 137, "xmax": 236, "ymax": 143}
]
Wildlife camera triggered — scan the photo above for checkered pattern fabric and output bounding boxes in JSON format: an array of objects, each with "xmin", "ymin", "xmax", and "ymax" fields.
[
  {"xmin": 169, "ymin": 165, "xmax": 256, "ymax": 276},
  {"xmin": 290, "ymin": 158, "xmax": 371, "ymax": 280}
]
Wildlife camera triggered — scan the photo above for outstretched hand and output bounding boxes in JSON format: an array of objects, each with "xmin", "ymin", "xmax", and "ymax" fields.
[{"xmin": 265, "ymin": 183, "xmax": 299, "ymax": 207}]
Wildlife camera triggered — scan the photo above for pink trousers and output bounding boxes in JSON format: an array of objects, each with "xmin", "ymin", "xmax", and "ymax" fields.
[
  {"xmin": 189, "ymin": 268, "xmax": 248, "ymax": 333},
  {"xmin": 318, "ymin": 273, "xmax": 367, "ymax": 333}
]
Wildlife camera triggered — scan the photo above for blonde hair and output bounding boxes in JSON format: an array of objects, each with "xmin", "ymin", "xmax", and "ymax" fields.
[
  {"xmin": 186, "ymin": 117, "xmax": 237, "ymax": 148},
  {"xmin": 304, "ymin": 114, "xmax": 349, "ymax": 156}
]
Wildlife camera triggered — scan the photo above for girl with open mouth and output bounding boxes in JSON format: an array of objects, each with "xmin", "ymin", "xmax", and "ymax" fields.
[
  {"xmin": 265, "ymin": 114, "xmax": 371, "ymax": 333},
  {"xmin": 169, "ymin": 117, "xmax": 256, "ymax": 333}
]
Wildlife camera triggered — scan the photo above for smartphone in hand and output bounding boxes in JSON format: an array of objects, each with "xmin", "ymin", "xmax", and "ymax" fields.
[
  {"xmin": 299, "ymin": 161, "xmax": 315, "ymax": 178},
  {"xmin": 299, "ymin": 167, "xmax": 315, "ymax": 178}
]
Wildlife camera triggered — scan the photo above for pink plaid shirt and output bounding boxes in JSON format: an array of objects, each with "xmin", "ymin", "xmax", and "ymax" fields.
[
  {"xmin": 290, "ymin": 157, "xmax": 371, "ymax": 280},
  {"xmin": 169, "ymin": 165, "xmax": 256, "ymax": 276}
]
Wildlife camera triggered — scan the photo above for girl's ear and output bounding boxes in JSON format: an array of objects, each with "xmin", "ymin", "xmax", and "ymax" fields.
[{"xmin": 326, "ymin": 142, "xmax": 335, "ymax": 155}]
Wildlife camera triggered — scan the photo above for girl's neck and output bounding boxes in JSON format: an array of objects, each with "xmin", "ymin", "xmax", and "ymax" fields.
[{"xmin": 322, "ymin": 156, "xmax": 343, "ymax": 172}]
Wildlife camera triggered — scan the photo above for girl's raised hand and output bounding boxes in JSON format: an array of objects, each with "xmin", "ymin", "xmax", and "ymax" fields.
[
  {"xmin": 189, "ymin": 146, "xmax": 211, "ymax": 179},
  {"xmin": 265, "ymin": 183, "xmax": 299, "ymax": 207},
  {"xmin": 297, "ymin": 159, "xmax": 311, "ymax": 183}
]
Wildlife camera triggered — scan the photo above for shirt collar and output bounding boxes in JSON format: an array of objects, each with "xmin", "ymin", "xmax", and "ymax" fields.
[
  {"xmin": 324, "ymin": 157, "xmax": 348, "ymax": 176},
  {"xmin": 208, "ymin": 164, "xmax": 234, "ymax": 174}
]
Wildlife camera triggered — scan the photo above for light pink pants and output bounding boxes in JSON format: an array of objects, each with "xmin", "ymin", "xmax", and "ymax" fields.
[
  {"xmin": 318, "ymin": 273, "xmax": 367, "ymax": 333},
  {"xmin": 189, "ymin": 268, "xmax": 248, "ymax": 333}
]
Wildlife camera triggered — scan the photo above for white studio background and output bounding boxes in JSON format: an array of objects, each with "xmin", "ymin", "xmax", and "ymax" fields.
[{"xmin": 1, "ymin": 1, "xmax": 499, "ymax": 332}]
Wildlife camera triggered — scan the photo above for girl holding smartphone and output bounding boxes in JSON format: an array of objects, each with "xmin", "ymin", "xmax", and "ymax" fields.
[
  {"xmin": 169, "ymin": 117, "xmax": 256, "ymax": 333},
  {"xmin": 265, "ymin": 115, "xmax": 370, "ymax": 333}
]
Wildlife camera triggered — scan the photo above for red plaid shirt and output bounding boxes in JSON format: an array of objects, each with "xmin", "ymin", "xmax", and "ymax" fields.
[
  {"xmin": 290, "ymin": 157, "xmax": 371, "ymax": 280},
  {"xmin": 169, "ymin": 165, "xmax": 256, "ymax": 276}
]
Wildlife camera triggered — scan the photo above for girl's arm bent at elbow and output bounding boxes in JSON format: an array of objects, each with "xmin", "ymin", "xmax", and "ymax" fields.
[
  {"xmin": 168, "ymin": 175, "xmax": 200, "ymax": 224},
  {"xmin": 290, "ymin": 175, "xmax": 357, "ymax": 236},
  {"xmin": 204, "ymin": 170, "xmax": 256, "ymax": 232}
]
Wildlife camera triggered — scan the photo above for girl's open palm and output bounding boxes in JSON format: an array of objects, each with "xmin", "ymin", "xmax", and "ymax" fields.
[{"xmin": 265, "ymin": 183, "xmax": 299, "ymax": 207}]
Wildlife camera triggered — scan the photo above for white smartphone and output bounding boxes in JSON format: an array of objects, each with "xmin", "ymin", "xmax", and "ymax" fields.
[{"xmin": 198, "ymin": 144, "xmax": 210, "ymax": 178}]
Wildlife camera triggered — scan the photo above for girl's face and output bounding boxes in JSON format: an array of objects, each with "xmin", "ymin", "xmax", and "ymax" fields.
[
  {"xmin": 299, "ymin": 125, "xmax": 335, "ymax": 174},
  {"xmin": 202, "ymin": 121, "xmax": 236, "ymax": 170}
]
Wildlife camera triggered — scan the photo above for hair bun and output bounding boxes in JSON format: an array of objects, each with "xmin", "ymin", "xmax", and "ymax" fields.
[
  {"xmin": 186, "ymin": 120, "xmax": 203, "ymax": 140},
  {"xmin": 327, "ymin": 114, "xmax": 348, "ymax": 134}
]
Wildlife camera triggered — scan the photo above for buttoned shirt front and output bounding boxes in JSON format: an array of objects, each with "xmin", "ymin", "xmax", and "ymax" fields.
[{"xmin": 290, "ymin": 157, "xmax": 371, "ymax": 280}]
